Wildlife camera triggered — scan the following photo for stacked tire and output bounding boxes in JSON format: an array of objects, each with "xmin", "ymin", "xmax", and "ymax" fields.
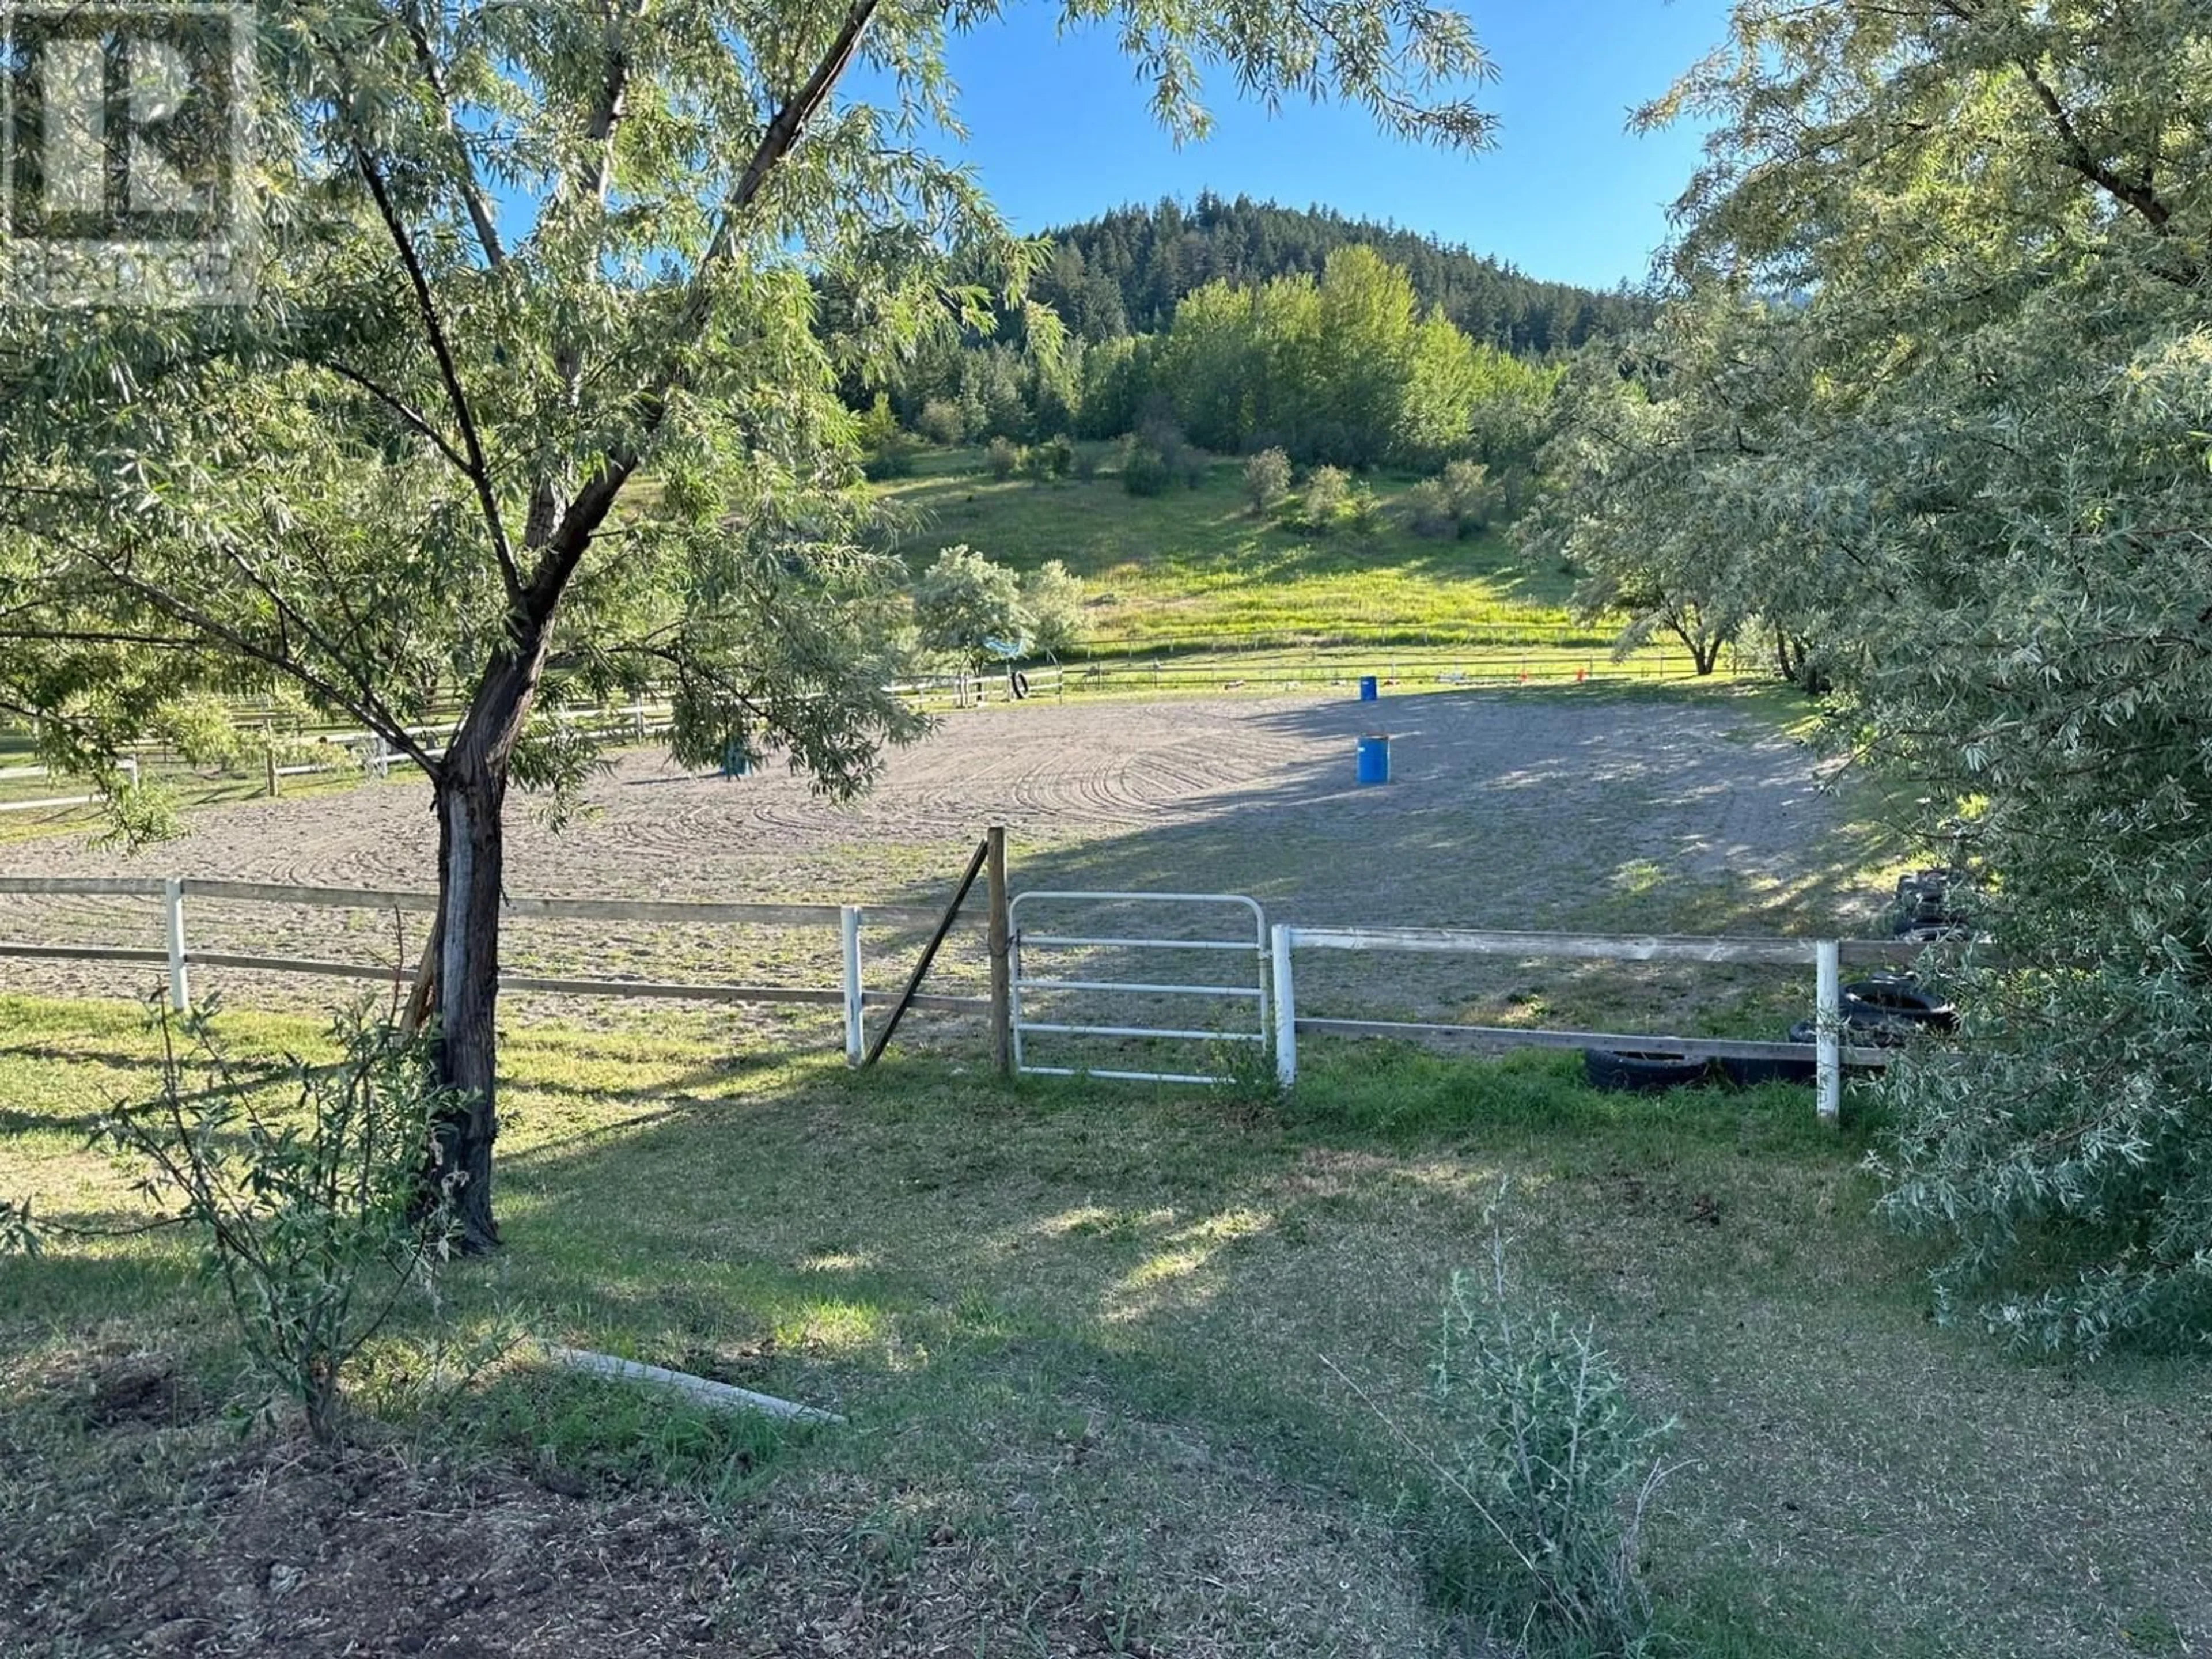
[{"xmin": 1894, "ymin": 868, "xmax": 1972, "ymax": 942}]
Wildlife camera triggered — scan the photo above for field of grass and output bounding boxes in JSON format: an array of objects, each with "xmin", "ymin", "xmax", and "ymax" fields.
[
  {"xmin": 5, "ymin": 994, "xmax": 2206, "ymax": 1657},
  {"xmin": 876, "ymin": 446, "xmax": 1656, "ymax": 660}
]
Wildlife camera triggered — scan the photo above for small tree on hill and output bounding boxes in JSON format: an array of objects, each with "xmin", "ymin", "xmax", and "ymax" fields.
[
  {"xmin": 1301, "ymin": 465, "xmax": 1351, "ymax": 531},
  {"xmin": 914, "ymin": 547, "xmax": 1027, "ymax": 677},
  {"xmin": 1244, "ymin": 447, "xmax": 1293, "ymax": 513},
  {"xmin": 918, "ymin": 398, "xmax": 967, "ymax": 447},
  {"xmin": 1022, "ymin": 561, "xmax": 1086, "ymax": 657}
]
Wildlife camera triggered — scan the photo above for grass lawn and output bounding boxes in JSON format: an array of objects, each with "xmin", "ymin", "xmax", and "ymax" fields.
[
  {"xmin": 3, "ymin": 993, "xmax": 2205, "ymax": 1657},
  {"xmin": 874, "ymin": 446, "xmax": 1633, "ymax": 658}
]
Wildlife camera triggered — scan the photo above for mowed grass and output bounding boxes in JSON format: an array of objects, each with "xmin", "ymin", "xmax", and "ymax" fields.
[
  {"xmin": 876, "ymin": 445, "xmax": 1609, "ymax": 654},
  {"xmin": 4, "ymin": 994, "xmax": 2207, "ymax": 1657}
]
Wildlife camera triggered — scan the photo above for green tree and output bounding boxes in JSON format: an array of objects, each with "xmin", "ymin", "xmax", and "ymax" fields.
[
  {"xmin": 1244, "ymin": 447, "xmax": 1293, "ymax": 513},
  {"xmin": 1544, "ymin": 0, "xmax": 2212, "ymax": 1344},
  {"xmin": 1300, "ymin": 465, "xmax": 1351, "ymax": 532},
  {"xmin": 0, "ymin": 0, "xmax": 1496, "ymax": 1252},
  {"xmin": 1022, "ymin": 560, "xmax": 1087, "ymax": 657},
  {"xmin": 914, "ymin": 547, "xmax": 1027, "ymax": 675},
  {"xmin": 917, "ymin": 397, "xmax": 967, "ymax": 447}
]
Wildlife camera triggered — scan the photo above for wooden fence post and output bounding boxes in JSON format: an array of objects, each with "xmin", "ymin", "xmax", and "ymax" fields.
[
  {"xmin": 163, "ymin": 877, "xmax": 190, "ymax": 1013},
  {"xmin": 863, "ymin": 836, "xmax": 989, "ymax": 1068},
  {"xmin": 987, "ymin": 826, "xmax": 1011, "ymax": 1078},
  {"xmin": 840, "ymin": 905, "xmax": 864, "ymax": 1067},
  {"xmin": 264, "ymin": 721, "xmax": 279, "ymax": 797}
]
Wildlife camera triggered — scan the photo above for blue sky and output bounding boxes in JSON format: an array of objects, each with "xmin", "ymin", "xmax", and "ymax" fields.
[{"xmin": 930, "ymin": 1, "xmax": 1734, "ymax": 290}]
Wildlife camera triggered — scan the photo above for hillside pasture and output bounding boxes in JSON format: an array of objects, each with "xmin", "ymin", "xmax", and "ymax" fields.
[{"xmin": 873, "ymin": 447, "xmax": 1600, "ymax": 652}]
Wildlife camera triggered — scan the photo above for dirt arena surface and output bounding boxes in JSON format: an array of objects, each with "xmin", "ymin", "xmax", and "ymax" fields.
[{"xmin": 0, "ymin": 689, "xmax": 1880, "ymax": 1040}]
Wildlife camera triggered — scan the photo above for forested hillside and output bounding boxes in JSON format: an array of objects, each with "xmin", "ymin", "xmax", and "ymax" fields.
[{"xmin": 1032, "ymin": 195, "xmax": 1650, "ymax": 353}]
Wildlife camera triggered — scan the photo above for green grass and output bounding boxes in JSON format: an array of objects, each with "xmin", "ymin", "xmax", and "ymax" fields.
[
  {"xmin": 878, "ymin": 445, "xmax": 1629, "ymax": 657},
  {"xmin": 5, "ymin": 993, "xmax": 2207, "ymax": 1657}
]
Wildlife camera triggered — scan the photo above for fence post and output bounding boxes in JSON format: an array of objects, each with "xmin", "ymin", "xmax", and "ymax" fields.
[
  {"xmin": 164, "ymin": 877, "xmax": 190, "ymax": 1013},
  {"xmin": 1271, "ymin": 924, "xmax": 1297, "ymax": 1089},
  {"xmin": 840, "ymin": 906, "xmax": 864, "ymax": 1066},
  {"xmin": 987, "ymin": 825, "xmax": 1011, "ymax": 1078},
  {"xmin": 263, "ymin": 721, "xmax": 279, "ymax": 797},
  {"xmin": 1816, "ymin": 939, "xmax": 1841, "ymax": 1126}
]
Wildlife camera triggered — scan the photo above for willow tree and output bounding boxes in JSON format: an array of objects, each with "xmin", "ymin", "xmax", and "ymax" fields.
[
  {"xmin": 0, "ymin": 1, "xmax": 1494, "ymax": 1250},
  {"xmin": 1543, "ymin": 1, "xmax": 2212, "ymax": 1345}
]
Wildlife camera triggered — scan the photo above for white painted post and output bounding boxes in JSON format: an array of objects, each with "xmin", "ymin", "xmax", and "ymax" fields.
[
  {"xmin": 163, "ymin": 877, "xmax": 190, "ymax": 1013},
  {"xmin": 1816, "ymin": 938, "xmax": 1841, "ymax": 1126},
  {"xmin": 1271, "ymin": 924, "xmax": 1297, "ymax": 1089},
  {"xmin": 840, "ymin": 906, "xmax": 864, "ymax": 1066},
  {"xmin": 122, "ymin": 756, "xmax": 139, "ymax": 789}
]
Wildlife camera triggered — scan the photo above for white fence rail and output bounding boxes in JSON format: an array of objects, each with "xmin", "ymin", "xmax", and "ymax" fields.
[
  {"xmin": 0, "ymin": 872, "xmax": 1930, "ymax": 1118},
  {"xmin": 1270, "ymin": 924, "xmax": 1920, "ymax": 1124},
  {"xmin": 0, "ymin": 757, "xmax": 139, "ymax": 815},
  {"xmin": 0, "ymin": 874, "xmax": 986, "ymax": 1065}
]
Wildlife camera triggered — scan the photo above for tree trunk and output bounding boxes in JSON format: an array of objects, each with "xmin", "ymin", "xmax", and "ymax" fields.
[
  {"xmin": 422, "ymin": 635, "xmax": 551, "ymax": 1253},
  {"xmin": 429, "ymin": 752, "xmax": 507, "ymax": 1252}
]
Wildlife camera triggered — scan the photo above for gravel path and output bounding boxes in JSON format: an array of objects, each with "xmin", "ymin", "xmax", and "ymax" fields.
[{"xmin": 0, "ymin": 690, "xmax": 1870, "ymax": 1034}]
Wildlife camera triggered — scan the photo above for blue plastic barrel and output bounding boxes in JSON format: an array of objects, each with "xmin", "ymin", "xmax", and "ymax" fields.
[
  {"xmin": 1358, "ymin": 675, "xmax": 1378, "ymax": 702},
  {"xmin": 1357, "ymin": 734, "xmax": 1391, "ymax": 786}
]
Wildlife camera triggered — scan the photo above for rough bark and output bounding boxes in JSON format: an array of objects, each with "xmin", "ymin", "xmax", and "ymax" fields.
[{"xmin": 426, "ymin": 630, "xmax": 552, "ymax": 1252}]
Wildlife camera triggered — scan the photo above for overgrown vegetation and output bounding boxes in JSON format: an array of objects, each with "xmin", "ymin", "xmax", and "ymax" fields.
[
  {"xmin": 1531, "ymin": 0, "xmax": 2212, "ymax": 1348},
  {"xmin": 1422, "ymin": 1203, "xmax": 1677, "ymax": 1653},
  {"xmin": 41, "ymin": 1002, "xmax": 459, "ymax": 1442}
]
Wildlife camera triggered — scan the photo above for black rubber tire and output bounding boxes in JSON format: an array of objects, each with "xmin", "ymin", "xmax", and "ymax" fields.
[
  {"xmin": 1789, "ymin": 1017, "xmax": 1907, "ymax": 1051},
  {"xmin": 1008, "ymin": 670, "xmax": 1030, "ymax": 700},
  {"xmin": 1893, "ymin": 908, "xmax": 1969, "ymax": 937},
  {"xmin": 1582, "ymin": 1047, "xmax": 1707, "ymax": 1093},
  {"xmin": 1843, "ymin": 976, "xmax": 1957, "ymax": 1033},
  {"xmin": 1720, "ymin": 1052, "xmax": 1816, "ymax": 1087}
]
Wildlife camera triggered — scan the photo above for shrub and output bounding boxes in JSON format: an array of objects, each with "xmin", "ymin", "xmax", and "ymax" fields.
[
  {"xmin": 1300, "ymin": 464, "xmax": 1350, "ymax": 531},
  {"xmin": 97, "ymin": 1002, "xmax": 460, "ymax": 1442},
  {"xmin": 149, "ymin": 691, "xmax": 245, "ymax": 769},
  {"xmin": 913, "ymin": 544, "xmax": 1026, "ymax": 673},
  {"xmin": 1022, "ymin": 559, "xmax": 1085, "ymax": 657},
  {"xmin": 1070, "ymin": 442, "xmax": 1101, "ymax": 482},
  {"xmin": 916, "ymin": 397, "xmax": 966, "ymax": 447},
  {"xmin": 1120, "ymin": 437, "xmax": 1174, "ymax": 497},
  {"xmin": 1441, "ymin": 458, "xmax": 1498, "ymax": 533},
  {"xmin": 1422, "ymin": 1200, "xmax": 1677, "ymax": 1653},
  {"xmin": 1243, "ymin": 446, "xmax": 1292, "ymax": 513},
  {"xmin": 1036, "ymin": 433, "xmax": 1075, "ymax": 480},
  {"xmin": 1407, "ymin": 478, "xmax": 1456, "ymax": 537},
  {"xmin": 1348, "ymin": 482, "xmax": 1382, "ymax": 536},
  {"xmin": 984, "ymin": 436, "xmax": 1020, "ymax": 480},
  {"xmin": 857, "ymin": 393, "xmax": 918, "ymax": 480}
]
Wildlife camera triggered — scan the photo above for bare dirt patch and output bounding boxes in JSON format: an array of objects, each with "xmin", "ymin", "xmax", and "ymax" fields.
[{"xmin": 0, "ymin": 1415, "xmax": 1444, "ymax": 1659}]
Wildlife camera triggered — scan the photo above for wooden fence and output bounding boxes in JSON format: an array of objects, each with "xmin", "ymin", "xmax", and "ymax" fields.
[{"xmin": 0, "ymin": 872, "xmax": 994, "ymax": 1066}]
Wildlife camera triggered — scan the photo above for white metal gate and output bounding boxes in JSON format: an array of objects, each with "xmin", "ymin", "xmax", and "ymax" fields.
[{"xmin": 1009, "ymin": 891, "xmax": 1268, "ymax": 1084}]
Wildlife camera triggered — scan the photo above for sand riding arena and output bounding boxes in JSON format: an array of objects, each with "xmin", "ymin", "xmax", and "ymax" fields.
[{"xmin": 0, "ymin": 690, "xmax": 1870, "ymax": 1055}]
